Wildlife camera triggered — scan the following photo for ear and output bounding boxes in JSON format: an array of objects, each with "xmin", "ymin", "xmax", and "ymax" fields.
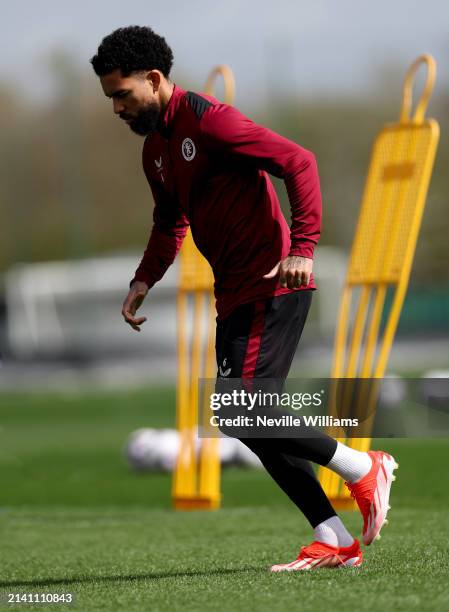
[{"xmin": 147, "ymin": 70, "xmax": 162, "ymax": 93}]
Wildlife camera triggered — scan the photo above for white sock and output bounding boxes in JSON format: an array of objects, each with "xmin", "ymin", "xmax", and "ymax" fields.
[
  {"xmin": 326, "ymin": 442, "xmax": 372, "ymax": 484},
  {"xmin": 314, "ymin": 516, "xmax": 354, "ymax": 548}
]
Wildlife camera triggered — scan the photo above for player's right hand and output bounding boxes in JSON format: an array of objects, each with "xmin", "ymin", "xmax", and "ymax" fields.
[{"xmin": 121, "ymin": 281, "xmax": 149, "ymax": 332}]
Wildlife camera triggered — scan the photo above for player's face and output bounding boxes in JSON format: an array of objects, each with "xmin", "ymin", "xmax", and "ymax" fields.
[{"xmin": 100, "ymin": 69, "xmax": 161, "ymax": 136}]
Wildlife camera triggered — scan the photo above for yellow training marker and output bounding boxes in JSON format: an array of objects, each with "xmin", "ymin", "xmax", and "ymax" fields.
[
  {"xmin": 172, "ymin": 66, "xmax": 235, "ymax": 510},
  {"xmin": 318, "ymin": 55, "xmax": 440, "ymax": 509}
]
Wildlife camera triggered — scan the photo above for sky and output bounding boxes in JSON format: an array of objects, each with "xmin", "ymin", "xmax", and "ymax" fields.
[{"xmin": 3, "ymin": 0, "xmax": 449, "ymax": 108}]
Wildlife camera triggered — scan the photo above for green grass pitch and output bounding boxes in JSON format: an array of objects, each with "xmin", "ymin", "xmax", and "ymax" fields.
[{"xmin": 0, "ymin": 387, "xmax": 448, "ymax": 611}]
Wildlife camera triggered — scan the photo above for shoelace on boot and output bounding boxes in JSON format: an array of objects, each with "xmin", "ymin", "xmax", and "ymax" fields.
[
  {"xmin": 346, "ymin": 478, "xmax": 376, "ymax": 526},
  {"xmin": 296, "ymin": 542, "xmax": 346, "ymax": 567}
]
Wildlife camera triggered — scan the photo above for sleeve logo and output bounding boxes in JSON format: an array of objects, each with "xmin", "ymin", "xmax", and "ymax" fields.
[{"xmin": 182, "ymin": 138, "xmax": 196, "ymax": 161}]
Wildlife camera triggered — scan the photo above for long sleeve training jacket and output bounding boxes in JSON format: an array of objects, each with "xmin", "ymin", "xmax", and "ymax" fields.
[{"xmin": 131, "ymin": 84, "xmax": 322, "ymax": 320}]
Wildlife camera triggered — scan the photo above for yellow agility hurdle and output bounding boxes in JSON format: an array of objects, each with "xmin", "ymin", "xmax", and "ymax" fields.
[
  {"xmin": 318, "ymin": 55, "xmax": 440, "ymax": 509},
  {"xmin": 172, "ymin": 66, "xmax": 235, "ymax": 510}
]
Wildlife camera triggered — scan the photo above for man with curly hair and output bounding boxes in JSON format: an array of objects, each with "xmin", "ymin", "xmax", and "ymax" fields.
[{"xmin": 91, "ymin": 26, "xmax": 397, "ymax": 571}]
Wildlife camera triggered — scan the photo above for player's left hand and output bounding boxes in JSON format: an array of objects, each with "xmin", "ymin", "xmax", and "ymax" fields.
[{"xmin": 263, "ymin": 255, "xmax": 313, "ymax": 289}]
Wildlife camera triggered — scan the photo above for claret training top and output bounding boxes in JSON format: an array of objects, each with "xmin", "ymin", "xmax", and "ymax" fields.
[{"xmin": 131, "ymin": 84, "xmax": 322, "ymax": 320}]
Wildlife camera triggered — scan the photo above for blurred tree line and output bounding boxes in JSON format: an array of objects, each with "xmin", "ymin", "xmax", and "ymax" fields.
[{"xmin": 0, "ymin": 53, "xmax": 447, "ymax": 285}]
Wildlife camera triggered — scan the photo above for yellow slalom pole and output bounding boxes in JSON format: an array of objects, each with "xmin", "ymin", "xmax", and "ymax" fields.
[
  {"xmin": 204, "ymin": 65, "xmax": 236, "ymax": 104},
  {"xmin": 318, "ymin": 54, "xmax": 440, "ymax": 509},
  {"xmin": 173, "ymin": 67, "xmax": 236, "ymax": 510}
]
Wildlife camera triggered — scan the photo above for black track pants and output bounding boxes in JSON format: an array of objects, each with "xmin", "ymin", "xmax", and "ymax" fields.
[{"xmin": 215, "ymin": 291, "xmax": 338, "ymax": 527}]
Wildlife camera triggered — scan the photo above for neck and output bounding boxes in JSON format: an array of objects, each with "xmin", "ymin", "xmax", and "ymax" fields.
[{"xmin": 159, "ymin": 80, "xmax": 175, "ymax": 114}]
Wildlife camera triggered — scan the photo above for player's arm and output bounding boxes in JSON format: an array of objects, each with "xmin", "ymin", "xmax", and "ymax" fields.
[
  {"xmin": 200, "ymin": 104, "xmax": 322, "ymax": 288},
  {"xmin": 123, "ymin": 180, "xmax": 189, "ymax": 332}
]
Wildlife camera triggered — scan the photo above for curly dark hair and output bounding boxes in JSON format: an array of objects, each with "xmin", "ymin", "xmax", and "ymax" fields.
[{"xmin": 90, "ymin": 26, "xmax": 174, "ymax": 77}]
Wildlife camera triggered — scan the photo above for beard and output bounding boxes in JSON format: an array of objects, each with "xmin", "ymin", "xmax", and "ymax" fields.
[{"xmin": 121, "ymin": 102, "xmax": 160, "ymax": 136}]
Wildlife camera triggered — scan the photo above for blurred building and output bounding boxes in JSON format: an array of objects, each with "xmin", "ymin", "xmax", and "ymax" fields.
[{"xmin": 1, "ymin": 246, "xmax": 448, "ymax": 391}]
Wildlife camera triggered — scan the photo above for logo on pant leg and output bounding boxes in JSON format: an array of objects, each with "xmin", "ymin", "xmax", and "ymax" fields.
[{"xmin": 218, "ymin": 357, "xmax": 232, "ymax": 378}]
